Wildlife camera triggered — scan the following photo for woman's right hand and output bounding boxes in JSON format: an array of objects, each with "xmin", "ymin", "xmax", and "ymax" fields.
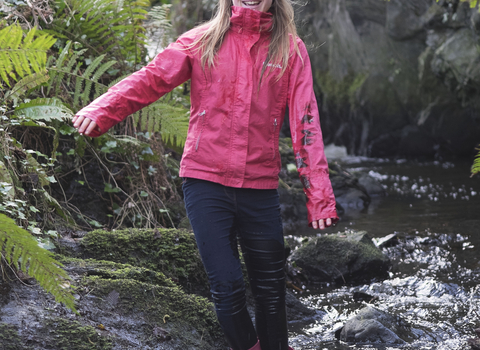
[{"xmin": 72, "ymin": 115, "xmax": 99, "ymax": 136}]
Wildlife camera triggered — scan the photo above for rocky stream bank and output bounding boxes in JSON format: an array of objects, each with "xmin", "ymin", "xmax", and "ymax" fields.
[{"xmin": 0, "ymin": 225, "xmax": 395, "ymax": 350}]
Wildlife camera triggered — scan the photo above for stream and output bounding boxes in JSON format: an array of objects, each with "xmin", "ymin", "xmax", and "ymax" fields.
[{"xmin": 288, "ymin": 158, "xmax": 480, "ymax": 350}]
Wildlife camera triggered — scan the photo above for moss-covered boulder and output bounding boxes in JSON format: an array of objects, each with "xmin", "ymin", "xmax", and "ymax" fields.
[
  {"xmin": 80, "ymin": 228, "xmax": 208, "ymax": 293},
  {"xmin": 0, "ymin": 256, "xmax": 226, "ymax": 350},
  {"xmin": 69, "ymin": 258, "xmax": 224, "ymax": 349},
  {"xmin": 77, "ymin": 276, "xmax": 223, "ymax": 349},
  {"xmin": 290, "ymin": 231, "xmax": 391, "ymax": 285}
]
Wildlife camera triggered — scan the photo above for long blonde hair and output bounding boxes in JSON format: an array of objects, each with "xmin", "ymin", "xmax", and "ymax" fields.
[{"xmin": 191, "ymin": 0, "xmax": 301, "ymax": 82}]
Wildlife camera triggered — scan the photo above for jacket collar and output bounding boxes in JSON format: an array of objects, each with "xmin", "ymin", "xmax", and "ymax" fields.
[{"xmin": 230, "ymin": 6, "xmax": 273, "ymax": 34}]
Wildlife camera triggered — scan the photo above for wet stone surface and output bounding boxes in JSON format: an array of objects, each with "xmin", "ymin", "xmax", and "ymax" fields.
[{"xmin": 287, "ymin": 159, "xmax": 480, "ymax": 350}]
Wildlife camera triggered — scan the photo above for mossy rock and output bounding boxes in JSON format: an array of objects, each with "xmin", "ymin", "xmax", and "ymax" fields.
[
  {"xmin": 78, "ymin": 276, "xmax": 225, "ymax": 349},
  {"xmin": 290, "ymin": 231, "xmax": 391, "ymax": 285},
  {"xmin": 0, "ymin": 257, "xmax": 225, "ymax": 350},
  {"xmin": 0, "ymin": 323, "xmax": 27, "ymax": 350},
  {"xmin": 42, "ymin": 318, "xmax": 113, "ymax": 350},
  {"xmin": 80, "ymin": 228, "xmax": 208, "ymax": 292},
  {"xmin": 58, "ymin": 257, "xmax": 178, "ymax": 289}
]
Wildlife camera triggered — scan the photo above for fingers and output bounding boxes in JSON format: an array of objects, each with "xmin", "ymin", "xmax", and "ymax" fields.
[
  {"xmin": 326, "ymin": 218, "xmax": 332, "ymax": 227},
  {"xmin": 311, "ymin": 219, "xmax": 324, "ymax": 229},
  {"xmin": 311, "ymin": 218, "xmax": 335, "ymax": 230},
  {"xmin": 72, "ymin": 115, "xmax": 83, "ymax": 129},
  {"xmin": 72, "ymin": 115, "xmax": 98, "ymax": 136},
  {"xmin": 85, "ymin": 120, "xmax": 98, "ymax": 136}
]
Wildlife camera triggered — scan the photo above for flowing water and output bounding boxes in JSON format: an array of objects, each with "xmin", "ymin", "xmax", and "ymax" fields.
[{"xmin": 288, "ymin": 158, "xmax": 480, "ymax": 350}]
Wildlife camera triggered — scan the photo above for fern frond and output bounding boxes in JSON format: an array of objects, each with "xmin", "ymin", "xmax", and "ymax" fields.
[
  {"xmin": 14, "ymin": 98, "xmax": 70, "ymax": 160},
  {"xmin": 5, "ymin": 70, "xmax": 50, "ymax": 102},
  {"xmin": 46, "ymin": 44, "xmax": 115, "ymax": 109},
  {"xmin": 52, "ymin": 0, "xmax": 149, "ymax": 66},
  {"xmin": 46, "ymin": 41, "xmax": 73, "ymax": 96},
  {"xmin": 0, "ymin": 213, "xmax": 77, "ymax": 313},
  {"xmin": 78, "ymin": 54, "xmax": 116, "ymax": 107},
  {"xmin": 0, "ymin": 25, "xmax": 56, "ymax": 86},
  {"xmin": 133, "ymin": 102, "xmax": 190, "ymax": 148},
  {"xmin": 14, "ymin": 98, "xmax": 74, "ymax": 122},
  {"xmin": 147, "ymin": 4, "xmax": 172, "ymax": 30},
  {"xmin": 472, "ymin": 146, "xmax": 480, "ymax": 177}
]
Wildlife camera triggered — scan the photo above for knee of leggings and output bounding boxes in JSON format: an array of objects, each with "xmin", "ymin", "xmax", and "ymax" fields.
[{"xmin": 210, "ymin": 278, "xmax": 247, "ymax": 315}]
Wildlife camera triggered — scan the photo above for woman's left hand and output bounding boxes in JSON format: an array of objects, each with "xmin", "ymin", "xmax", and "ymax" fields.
[{"xmin": 311, "ymin": 218, "xmax": 333, "ymax": 230}]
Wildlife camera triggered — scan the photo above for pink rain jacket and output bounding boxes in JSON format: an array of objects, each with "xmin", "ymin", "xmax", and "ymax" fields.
[{"xmin": 76, "ymin": 6, "xmax": 338, "ymax": 224}]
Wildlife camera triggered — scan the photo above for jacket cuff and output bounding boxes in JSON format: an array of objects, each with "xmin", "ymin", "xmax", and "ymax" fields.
[{"xmin": 75, "ymin": 91, "xmax": 127, "ymax": 137}]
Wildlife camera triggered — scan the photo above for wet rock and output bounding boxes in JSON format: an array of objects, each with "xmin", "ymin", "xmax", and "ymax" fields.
[
  {"xmin": 285, "ymin": 291, "xmax": 324, "ymax": 325},
  {"xmin": 336, "ymin": 306, "xmax": 411, "ymax": 345},
  {"xmin": 352, "ymin": 291, "xmax": 378, "ymax": 303},
  {"xmin": 372, "ymin": 233, "xmax": 399, "ymax": 248},
  {"xmin": 290, "ymin": 231, "xmax": 391, "ymax": 285},
  {"xmin": 469, "ymin": 328, "xmax": 480, "ymax": 350},
  {"xmin": 329, "ymin": 164, "xmax": 371, "ymax": 210},
  {"xmin": 278, "ymin": 184, "xmax": 309, "ymax": 233},
  {"xmin": 357, "ymin": 173, "xmax": 386, "ymax": 197}
]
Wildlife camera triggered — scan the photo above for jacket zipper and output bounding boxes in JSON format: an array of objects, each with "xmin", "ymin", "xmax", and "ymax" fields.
[
  {"xmin": 273, "ymin": 118, "xmax": 277, "ymax": 160},
  {"xmin": 195, "ymin": 110, "xmax": 206, "ymax": 151}
]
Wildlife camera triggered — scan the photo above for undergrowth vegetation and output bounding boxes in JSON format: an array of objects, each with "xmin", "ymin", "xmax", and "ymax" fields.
[{"xmin": 0, "ymin": 0, "xmax": 190, "ymax": 312}]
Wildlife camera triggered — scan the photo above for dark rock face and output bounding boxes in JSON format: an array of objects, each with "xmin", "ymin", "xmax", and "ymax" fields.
[
  {"xmin": 297, "ymin": 0, "xmax": 480, "ymax": 158},
  {"xmin": 290, "ymin": 231, "xmax": 391, "ymax": 285},
  {"xmin": 329, "ymin": 164, "xmax": 372, "ymax": 210},
  {"xmin": 337, "ymin": 306, "xmax": 412, "ymax": 345}
]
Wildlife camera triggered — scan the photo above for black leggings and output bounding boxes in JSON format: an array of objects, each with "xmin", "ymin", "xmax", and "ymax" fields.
[{"xmin": 183, "ymin": 178, "xmax": 288, "ymax": 350}]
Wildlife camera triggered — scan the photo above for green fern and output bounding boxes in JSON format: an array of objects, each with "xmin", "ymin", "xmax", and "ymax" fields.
[
  {"xmin": 0, "ymin": 213, "xmax": 77, "ymax": 313},
  {"xmin": 132, "ymin": 101, "xmax": 190, "ymax": 149},
  {"xmin": 14, "ymin": 98, "xmax": 75, "ymax": 159},
  {"xmin": 4, "ymin": 70, "xmax": 50, "ymax": 102},
  {"xmin": 147, "ymin": 4, "xmax": 172, "ymax": 30},
  {"xmin": 15, "ymin": 98, "xmax": 74, "ymax": 122},
  {"xmin": 46, "ymin": 41, "xmax": 116, "ymax": 109},
  {"xmin": 472, "ymin": 147, "xmax": 480, "ymax": 177},
  {"xmin": 51, "ymin": 0, "xmax": 149, "ymax": 66},
  {"xmin": 0, "ymin": 24, "xmax": 56, "ymax": 86},
  {"xmin": 145, "ymin": 4, "xmax": 173, "ymax": 58}
]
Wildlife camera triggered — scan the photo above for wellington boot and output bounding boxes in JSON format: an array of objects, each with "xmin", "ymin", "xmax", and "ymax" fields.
[{"xmin": 247, "ymin": 340, "xmax": 261, "ymax": 350}]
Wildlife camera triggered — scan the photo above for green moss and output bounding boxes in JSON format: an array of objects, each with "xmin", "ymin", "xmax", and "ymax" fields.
[
  {"xmin": 292, "ymin": 231, "xmax": 390, "ymax": 283},
  {"xmin": 315, "ymin": 71, "xmax": 368, "ymax": 112},
  {"xmin": 58, "ymin": 256, "xmax": 178, "ymax": 288},
  {"xmin": 0, "ymin": 323, "xmax": 28, "ymax": 350},
  {"xmin": 53, "ymin": 255, "xmax": 225, "ymax": 348},
  {"xmin": 301, "ymin": 233, "xmax": 385, "ymax": 266},
  {"xmin": 81, "ymin": 276, "xmax": 223, "ymax": 347},
  {"xmin": 44, "ymin": 318, "xmax": 112, "ymax": 350},
  {"xmin": 80, "ymin": 228, "xmax": 208, "ymax": 291}
]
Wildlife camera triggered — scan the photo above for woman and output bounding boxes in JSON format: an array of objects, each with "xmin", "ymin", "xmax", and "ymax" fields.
[{"xmin": 73, "ymin": 0, "xmax": 338, "ymax": 349}]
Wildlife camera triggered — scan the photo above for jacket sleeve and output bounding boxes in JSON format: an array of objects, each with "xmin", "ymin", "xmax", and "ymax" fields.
[
  {"xmin": 287, "ymin": 39, "xmax": 339, "ymax": 226},
  {"xmin": 75, "ymin": 36, "xmax": 194, "ymax": 137}
]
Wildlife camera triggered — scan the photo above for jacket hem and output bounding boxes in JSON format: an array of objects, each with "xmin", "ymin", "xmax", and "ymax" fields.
[{"xmin": 179, "ymin": 169, "xmax": 279, "ymax": 190}]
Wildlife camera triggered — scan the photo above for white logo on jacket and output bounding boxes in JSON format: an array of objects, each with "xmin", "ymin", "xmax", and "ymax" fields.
[{"xmin": 263, "ymin": 62, "xmax": 282, "ymax": 69}]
